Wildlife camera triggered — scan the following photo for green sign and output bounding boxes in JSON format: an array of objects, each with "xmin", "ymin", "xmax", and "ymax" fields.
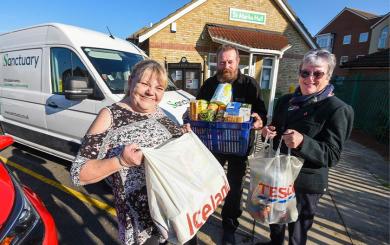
[{"xmin": 229, "ymin": 8, "xmax": 266, "ymax": 25}]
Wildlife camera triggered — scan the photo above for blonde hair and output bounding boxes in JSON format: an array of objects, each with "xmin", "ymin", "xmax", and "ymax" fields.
[{"xmin": 125, "ymin": 60, "xmax": 168, "ymax": 96}]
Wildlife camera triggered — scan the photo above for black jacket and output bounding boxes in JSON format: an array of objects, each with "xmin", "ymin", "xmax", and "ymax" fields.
[
  {"xmin": 196, "ymin": 72, "xmax": 267, "ymax": 123},
  {"xmin": 271, "ymin": 94, "xmax": 354, "ymax": 193}
]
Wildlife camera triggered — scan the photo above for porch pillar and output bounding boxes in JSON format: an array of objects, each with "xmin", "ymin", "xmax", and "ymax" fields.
[
  {"xmin": 248, "ymin": 53, "xmax": 254, "ymax": 77},
  {"xmin": 267, "ymin": 55, "xmax": 280, "ymax": 123}
]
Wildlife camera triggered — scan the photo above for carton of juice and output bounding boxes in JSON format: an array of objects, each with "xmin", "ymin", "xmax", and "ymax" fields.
[{"xmin": 210, "ymin": 83, "xmax": 232, "ymax": 106}]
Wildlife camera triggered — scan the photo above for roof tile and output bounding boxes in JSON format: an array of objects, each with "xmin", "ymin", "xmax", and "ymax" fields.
[{"xmin": 207, "ymin": 24, "xmax": 289, "ymax": 51}]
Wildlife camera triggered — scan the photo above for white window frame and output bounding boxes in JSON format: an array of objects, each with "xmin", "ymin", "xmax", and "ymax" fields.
[
  {"xmin": 343, "ymin": 35, "xmax": 352, "ymax": 45},
  {"xmin": 356, "ymin": 55, "xmax": 365, "ymax": 59},
  {"xmin": 260, "ymin": 58, "xmax": 273, "ymax": 89},
  {"xmin": 359, "ymin": 32, "xmax": 368, "ymax": 43},
  {"xmin": 316, "ymin": 33, "xmax": 334, "ymax": 52},
  {"xmin": 340, "ymin": 56, "xmax": 348, "ymax": 65},
  {"xmin": 378, "ymin": 26, "xmax": 389, "ymax": 49},
  {"xmin": 207, "ymin": 53, "xmax": 217, "ymax": 78}
]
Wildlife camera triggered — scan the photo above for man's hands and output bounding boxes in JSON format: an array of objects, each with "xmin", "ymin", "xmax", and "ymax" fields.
[{"xmin": 251, "ymin": 112, "xmax": 263, "ymax": 130}]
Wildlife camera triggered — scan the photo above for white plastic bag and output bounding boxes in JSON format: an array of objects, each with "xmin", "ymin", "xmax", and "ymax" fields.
[
  {"xmin": 143, "ymin": 132, "xmax": 229, "ymax": 244},
  {"xmin": 247, "ymin": 138, "xmax": 303, "ymax": 224}
]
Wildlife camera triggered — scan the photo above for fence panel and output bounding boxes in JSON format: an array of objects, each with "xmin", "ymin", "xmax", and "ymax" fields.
[{"xmin": 332, "ymin": 76, "xmax": 389, "ymax": 145}]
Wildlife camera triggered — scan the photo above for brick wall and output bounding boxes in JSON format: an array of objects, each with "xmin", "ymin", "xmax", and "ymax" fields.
[
  {"xmin": 317, "ymin": 10, "xmax": 377, "ymax": 76},
  {"xmin": 142, "ymin": 0, "xmax": 311, "ymax": 94}
]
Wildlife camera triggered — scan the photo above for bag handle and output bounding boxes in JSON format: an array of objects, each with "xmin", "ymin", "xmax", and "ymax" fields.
[
  {"xmin": 252, "ymin": 130, "xmax": 269, "ymax": 156},
  {"xmin": 275, "ymin": 137, "xmax": 292, "ymax": 157},
  {"xmin": 253, "ymin": 131, "xmax": 292, "ymax": 157}
]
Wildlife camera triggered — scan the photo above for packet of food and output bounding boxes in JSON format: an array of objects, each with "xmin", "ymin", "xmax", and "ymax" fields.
[
  {"xmin": 197, "ymin": 100, "xmax": 209, "ymax": 112},
  {"xmin": 215, "ymin": 110, "xmax": 225, "ymax": 122},
  {"xmin": 207, "ymin": 102, "xmax": 219, "ymax": 111},
  {"xmin": 199, "ymin": 109, "xmax": 216, "ymax": 122},
  {"xmin": 225, "ymin": 102, "xmax": 241, "ymax": 116},
  {"xmin": 189, "ymin": 100, "xmax": 199, "ymax": 120},
  {"xmin": 239, "ymin": 103, "xmax": 252, "ymax": 122},
  {"xmin": 210, "ymin": 83, "xmax": 232, "ymax": 106},
  {"xmin": 223, "ymin": 114, "xmax": 243, "ymax": 123}
]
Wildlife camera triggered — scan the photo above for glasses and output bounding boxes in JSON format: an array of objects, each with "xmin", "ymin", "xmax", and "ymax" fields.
[{"xmin": 299, "ymin": 69, "xmax": 325, "ymax": 79}]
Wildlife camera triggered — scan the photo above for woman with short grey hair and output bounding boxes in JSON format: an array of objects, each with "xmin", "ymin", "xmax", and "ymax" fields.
[
  {"xmin": 258, "ymin": 49, "xmax": 354, "ymax": 245},
  {"xmin": 300, "ymin": 49, "xmax": 336, "ymax": 79}
]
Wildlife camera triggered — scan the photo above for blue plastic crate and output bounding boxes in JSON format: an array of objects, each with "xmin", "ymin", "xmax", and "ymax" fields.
[{"xmin": 187, "ymin": 119, "xmax": 252, "ymax": 156}]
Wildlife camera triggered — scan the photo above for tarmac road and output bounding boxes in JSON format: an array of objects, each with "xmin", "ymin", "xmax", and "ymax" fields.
[
  {"xmin": 1, "ymin": 139, "xmax": 389, "ymax": 245},
  {"xmin": 1, "ymin": 143, "xmax": 120, "ymax": 245}
]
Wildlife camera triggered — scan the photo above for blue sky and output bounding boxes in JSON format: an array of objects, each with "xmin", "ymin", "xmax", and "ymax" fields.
[{"xmin": 1, "ymin": 0, "xmax": 389, "ymax": 39}]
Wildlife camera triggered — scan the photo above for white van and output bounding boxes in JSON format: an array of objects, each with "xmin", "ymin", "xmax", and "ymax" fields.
[{"xmin": 0, "ymin": 23, "xmax": 193, "ymax": 161}]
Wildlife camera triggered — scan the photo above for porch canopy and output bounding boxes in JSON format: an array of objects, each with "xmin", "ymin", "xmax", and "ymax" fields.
[{"xmin": 207, "ymin": 24, "xmax": 291, "ymax": 121}]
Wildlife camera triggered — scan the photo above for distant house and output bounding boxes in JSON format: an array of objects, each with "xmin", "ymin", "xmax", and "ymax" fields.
[
  {"xmin": 128, "ymin": 0, "xmax": 317, "ymax": 114},
  {"xmin": 369, "ymin": 13, "xmax": 390, "ymax": 54},
  {"xmin": 315, "ymin": 8, "xmax": 385, "ymax": 77},
  {"xmin": 339, "ymin": 12, "xmax": 389, "ymax": 78}
]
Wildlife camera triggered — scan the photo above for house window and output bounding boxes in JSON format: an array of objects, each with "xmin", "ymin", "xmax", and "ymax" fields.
[
  {"xmin": 343, "ymin": 35, "xmax": 351, "ymax": 45},
  {"xmin": 340, "ymin": 56, "xmax": 348, "ymax": 65},
  {"xmin": 260, "ymin": 58, "xmax": 273, "ymax": 89},
  {"xmin": 378, "ymin": 26, "xmax": 389, "ymax": 49},
  {"xmin": 356, "ymin": 55, "xmax": 364, "ymax": 59},
  {"xmin": 316, "ymin": 33, "xmax": 334, "ymax": 52},
  {"xmin": 359, "ymin": 32, "xmax": 368, "ymax": 43}
]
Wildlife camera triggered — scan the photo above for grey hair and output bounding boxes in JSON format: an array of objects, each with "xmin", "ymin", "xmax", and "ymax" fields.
[
  {"xmin": 125, "ymin": 59, "xmax": 167, "ymax": 96},
  {"xmin": 300, "ymin": 49, "xmax": 336, "ymax": 78},
  {"xmin": 216, "ymin": 44, "xmax": 240, "ymax": 60}
]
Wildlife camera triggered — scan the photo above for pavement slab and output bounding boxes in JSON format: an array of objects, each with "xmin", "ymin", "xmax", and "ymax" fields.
[{"xmin": 192, "ymin": 139, "xmax": 389, "ymax": 245}]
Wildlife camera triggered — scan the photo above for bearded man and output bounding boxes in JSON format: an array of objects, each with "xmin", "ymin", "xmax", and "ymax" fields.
[{"xmin": 196, "ymin": 44, "xmax": 267, "ymax": 244}]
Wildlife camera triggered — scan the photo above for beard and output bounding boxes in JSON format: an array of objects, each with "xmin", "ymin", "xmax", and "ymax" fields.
[{"xmin": 217, "ymin": 68, "xmax": 238, "ymax": 83}]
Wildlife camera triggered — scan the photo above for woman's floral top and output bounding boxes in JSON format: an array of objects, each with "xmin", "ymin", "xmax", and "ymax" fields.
[{"xmin": 70, "ymin": 103, "xmax": 182, "ymax": 245}]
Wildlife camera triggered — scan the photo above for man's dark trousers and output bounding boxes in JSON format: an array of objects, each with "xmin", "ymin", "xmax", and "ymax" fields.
[{"xmin": 215, "ymin": 154, "xmax": 248, "ymax": 233}]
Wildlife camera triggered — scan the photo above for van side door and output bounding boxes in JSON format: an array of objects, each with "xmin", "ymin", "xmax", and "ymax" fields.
[
  {"xmin": 44, "ymin": 47, "xmax": 105, "ymax": 156},
  {"xmin": 0, "ymin": 48, "xmax": 47, "ymax": 141}
]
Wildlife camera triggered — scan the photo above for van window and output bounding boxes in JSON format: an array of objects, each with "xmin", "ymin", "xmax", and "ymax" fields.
[
  {"xmin": 50, "ymin": 48, "xmax": 95, "ymax": 96},
  {"xmin": 83, "ymin": 48, "xmax": 144, "ymax": 94}
]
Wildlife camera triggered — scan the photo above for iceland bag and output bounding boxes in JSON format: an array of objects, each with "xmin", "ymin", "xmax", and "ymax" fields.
[
  {"xmin": 247, "ymin": 137, "xmax": 303, "ymax": 224},
  {"xmin": 143, "ymin": 132, "xmax": 229, "ymax": 244}
]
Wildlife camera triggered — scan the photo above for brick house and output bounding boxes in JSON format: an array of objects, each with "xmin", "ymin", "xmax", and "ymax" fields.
[
  {"xmin": 315, "ymin": 8, "xmax": 384, "ymax": 77},
  {"xmin": 128, "ymin": 0, "xmax": 316, "ymax": 115},
  {"xmin": 340, "ymin": 12, "xmax": 389, "ymax": 77},
  {"xmin": 369, "ymin": 13, "xmax": 390, "ymax": 54}
]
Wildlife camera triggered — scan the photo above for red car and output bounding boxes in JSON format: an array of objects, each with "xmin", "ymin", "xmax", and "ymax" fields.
[{"xmin": 0, "ymin": 135, "xmax": 58, "ymax": 245}]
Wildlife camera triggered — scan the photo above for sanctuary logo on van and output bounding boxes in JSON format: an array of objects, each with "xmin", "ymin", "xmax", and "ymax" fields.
[{"xmin": 3, "ymin": 54, "xmax": 40, "ymax": 68}]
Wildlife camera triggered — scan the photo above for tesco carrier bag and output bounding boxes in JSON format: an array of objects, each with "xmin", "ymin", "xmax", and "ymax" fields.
[
  {"xmin": 143, "ymin": 132, "xmax": 229, "ymax": 244},
  {"xmin": 247, "ymin": 137, "xmax": 303, "ymax": 224}
]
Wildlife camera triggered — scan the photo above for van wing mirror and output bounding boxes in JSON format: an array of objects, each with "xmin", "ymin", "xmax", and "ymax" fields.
[{"xmin": 64, "ymin": 76, "xmax": 93, "ymax": 100}]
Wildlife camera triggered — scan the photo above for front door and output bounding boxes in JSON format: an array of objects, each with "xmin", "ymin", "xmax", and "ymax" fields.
[{"xmin": 168, "ymin": 58, "xmax": 202, "ymax": 96}]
